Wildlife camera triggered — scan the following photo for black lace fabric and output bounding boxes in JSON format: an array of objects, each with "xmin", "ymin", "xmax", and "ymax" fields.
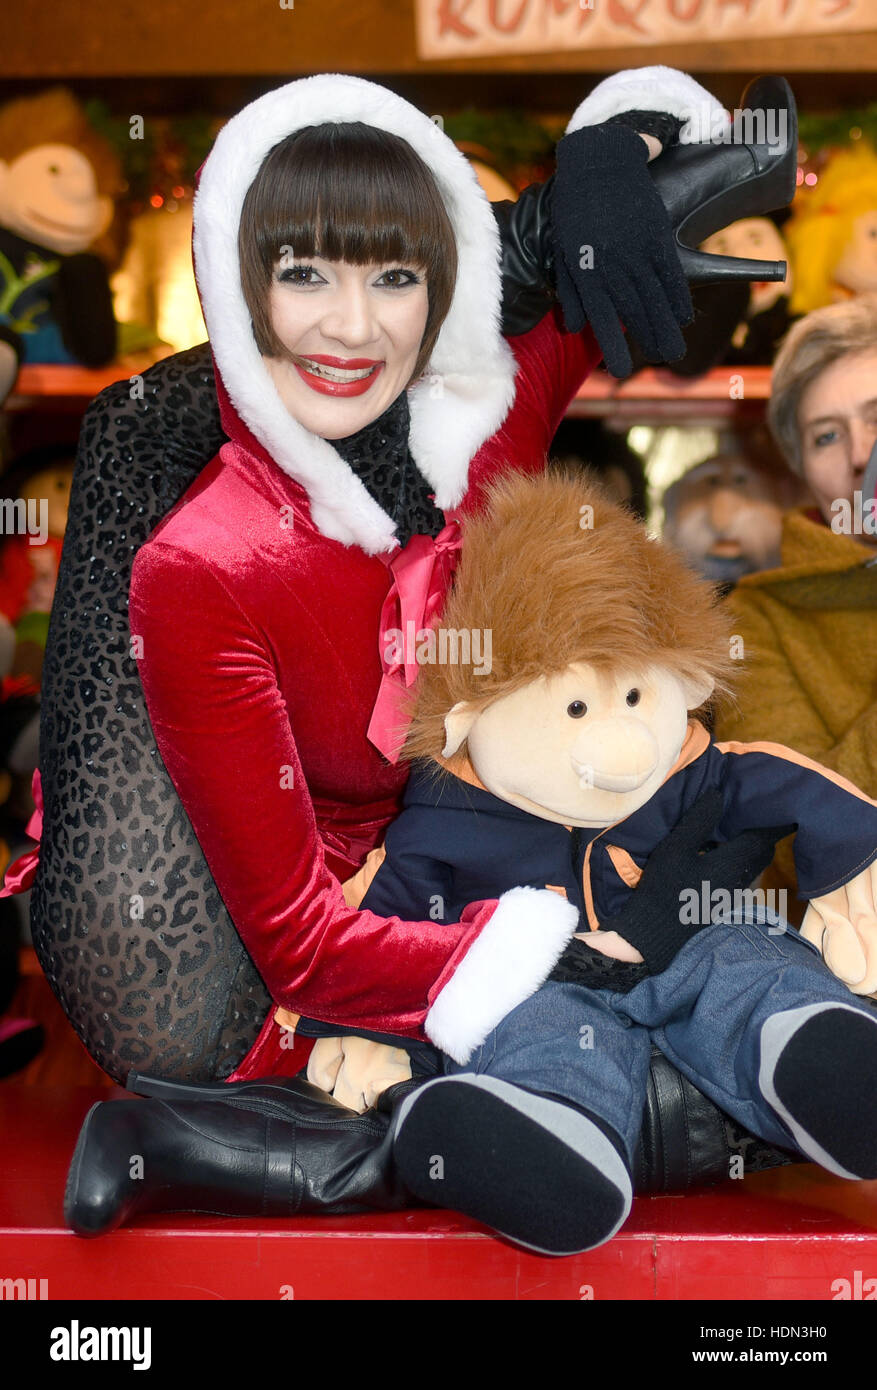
[
  {"xmin": 330, "ymin": 390, "xmax": 446, "ymax": 547},
  {"xmin": 606, "ymin": 110, "xmax": 686, "ymax": 149},
  {"xmin": 551, "ymin": 942, "xmax": 650, "ymax": 993}
]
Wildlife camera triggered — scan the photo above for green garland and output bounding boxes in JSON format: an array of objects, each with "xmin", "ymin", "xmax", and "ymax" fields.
[
  {"xmin": 441, "ymin": 108, "xmax": 562, "ymax": 175},
  {"xmin": 83, "ymin": 99, "xmax": 216, "ymax": 202},
  {"xmin": 797, "ymin": 105, "xmax": 877, "ymax": 155},
  {"xmin": 80, "ymin": 97, "xmax": 877, "ymax": 202}
]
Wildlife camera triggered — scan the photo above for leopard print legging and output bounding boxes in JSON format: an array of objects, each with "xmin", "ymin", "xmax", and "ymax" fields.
[{"xmin": 31, "ymin": 345, "xmax": 271, "ymax": 1084}]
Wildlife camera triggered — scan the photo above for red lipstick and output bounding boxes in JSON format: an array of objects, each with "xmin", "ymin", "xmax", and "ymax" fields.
[{"xmin": 292, "ymin": 354, "xmax": 384, "ymax": 397}]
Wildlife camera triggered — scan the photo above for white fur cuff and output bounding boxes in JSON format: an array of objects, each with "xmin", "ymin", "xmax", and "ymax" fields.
[
  {"xmin": 425, "ymin": 887, "xmax": 580, "ymax": 1065},
  {"xmin": 566, "ymin": 66, "xmax": 730, "ymax": 145}
]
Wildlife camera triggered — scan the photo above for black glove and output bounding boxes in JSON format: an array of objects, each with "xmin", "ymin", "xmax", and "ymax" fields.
[
  {"xmin": 553, "ymin": 787, "xmax": 796, "ymax": 981},
  {"xmin": 550, "ymin": 122, "xmax": 694, "ymax": 379}
]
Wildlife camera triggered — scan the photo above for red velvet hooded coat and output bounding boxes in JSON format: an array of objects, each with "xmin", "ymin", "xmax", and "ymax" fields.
[{"xmin": 127, "ymin": 75, "xmax": 603, "ymax": 1074}]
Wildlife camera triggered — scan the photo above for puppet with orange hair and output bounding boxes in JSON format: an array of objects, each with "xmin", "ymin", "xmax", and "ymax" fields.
[
  {"xmin": 342, "ymin": 469, "xmax": 877, "ymax": 1255},
  {"xmin": 0, "ymin": 87, "xmax": 120, "ymax": 375},
  {"xmin": 785, "ymin": 142, "xmax": 877, "ymax": 315}
]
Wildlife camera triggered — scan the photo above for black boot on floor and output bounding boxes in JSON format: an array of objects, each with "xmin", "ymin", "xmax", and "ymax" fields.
[
  {"xmin": 762, "ymin": 1004, "xmax": 877, "ymax": 1180},
  {"xmin": 65, "ymin": 1077, "xmax": 411, "ymax": 1237},
  {"xmin": 392, "ymin": 1073, "xmax": 632, "ymax": 1256}
]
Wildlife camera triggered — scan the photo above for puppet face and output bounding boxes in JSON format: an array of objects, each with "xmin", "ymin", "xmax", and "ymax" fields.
[
  {"xmin": 21, "ymin": 464, "xmax": 73, "ymax": 538},
  {"xmin": 700, "ymin": 218, "xmax": 791, "ymax": 315},
  {"xmin": 443, "ymin": 662, "xmax": 712, "ymax": 829},
  {"xmin": 663, "ymin": 457, "xmax": 785, "ymax": 583},
  {"xmin": 0, "ymin": 144, "xmax": 112, "ymax": 255},
  {"xmin": 799, "ymin": 348, "xmax": 877, "ymax": 541},
  {"xmin": 833, "ymin": 209, "xmax": 877, "ymax": 297},
  {"xmin": 262, "ymin": 255, "xmax": 429, "ymax": 440}
]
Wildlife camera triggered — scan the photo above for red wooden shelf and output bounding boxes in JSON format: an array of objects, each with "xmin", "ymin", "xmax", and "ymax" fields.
[
  {"xmin": 1, "ymin": 1083, "xmax": 875, "ymax": 1301},
  {"xmin": 8, "ymin": 360, "xmax": 171, "ymax": 408},
  {"xmin": 574, "ymin": 365, "xmax": 772, "ymax": 401}
]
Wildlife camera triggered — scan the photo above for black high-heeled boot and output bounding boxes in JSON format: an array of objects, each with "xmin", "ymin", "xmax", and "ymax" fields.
[
  {"xmin": 649, "ymin": 74, "xmax": 798, "ymax": 283},
  {"xmin": 64, "ymin": 1075, "xmax": 413, "ymax": 1237},
  {"xmin": 128, "ymin": 1057, "xmax": 800, "ymax": 1197},
  {"xmin": 496, "ymin": 73, "xmax": 798, "ymax": 337}
]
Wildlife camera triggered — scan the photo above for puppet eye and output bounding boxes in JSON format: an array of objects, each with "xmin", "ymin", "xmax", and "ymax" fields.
[
  {"xmin": 626, "ymin": 689, "xmax": 641, "ymax": 706},
  {"xmin": 567, "ymin": 700, "xmax": 587, "ymax": 718}
]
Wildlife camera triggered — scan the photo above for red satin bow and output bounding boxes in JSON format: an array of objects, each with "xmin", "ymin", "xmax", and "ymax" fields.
[
  {"xmin": 0, "ymin": 767, "xmax": 43, "ymax": 897},
  {"xmin": 367, "ymin": 519, "xmax": 464, "ymax": 763}
]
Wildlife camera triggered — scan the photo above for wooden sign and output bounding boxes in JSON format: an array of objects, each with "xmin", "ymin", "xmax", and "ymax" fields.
[{"xmin": 416, "ymin": 0, "xmax": 871, "ymax": 60}]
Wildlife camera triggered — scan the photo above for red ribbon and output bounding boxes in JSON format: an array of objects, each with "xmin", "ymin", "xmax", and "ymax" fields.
[
  {"xmin": 367, "ymin": 518, "xmax": 464, "ymax": 763},
  {"xmin": 0, "ymin": 767, "xmax": 43, "ymax": 897}
]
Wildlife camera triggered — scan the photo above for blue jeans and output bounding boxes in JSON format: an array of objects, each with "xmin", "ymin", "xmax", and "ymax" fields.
[{"xmin": 438, "ymin": 911, "xmax": 877, "ymax": 1169}]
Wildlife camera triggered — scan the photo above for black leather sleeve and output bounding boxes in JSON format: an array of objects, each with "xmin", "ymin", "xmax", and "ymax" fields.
[{"xmin": 492, "ymin": 178, "xmax": 557, "ymax": 338}]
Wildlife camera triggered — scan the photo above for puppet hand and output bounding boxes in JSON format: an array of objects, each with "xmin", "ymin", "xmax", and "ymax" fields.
[
  {"xmin": 306, "ymin": 1035, "xmax": 413, "ymax": 1114},
  {"xmin": 801, "ymin": 861, "xmax": 877, "ymax": 997},
  {"xmin": 550, "ymin": 122, "xmax": 693, "ymax": 379},
  {"xmin": 598, "ymin": 788, "xmax": 796, "ymax": 976},
  {"xmin": 575, "ymin": 929, "xmax": 644, "ymax": 963}
]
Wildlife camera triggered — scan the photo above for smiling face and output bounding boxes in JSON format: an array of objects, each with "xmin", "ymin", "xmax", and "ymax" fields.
[
  {"xmin": 237, "ymin": 121, "xmax": 457, "ymax": 442},
  {"xmin": 262, "ymin": 254, "xmax": 430, "ymax": 438},
  {"xmin": 798, "ymin": 348, "xmax": 877, "ymax": 539},
  {"xmin": 444, "ymin": 662, "xmax": 710, "ymax": 829},
  {"xmin": 0, "ymin": 144, "xmax": 112, "ymax": 254}
]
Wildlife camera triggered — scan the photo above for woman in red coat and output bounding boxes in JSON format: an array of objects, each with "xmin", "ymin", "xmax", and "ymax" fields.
[{"xmin": 27, "ymin": 72, "xmax": 799, "ymax": 1238}]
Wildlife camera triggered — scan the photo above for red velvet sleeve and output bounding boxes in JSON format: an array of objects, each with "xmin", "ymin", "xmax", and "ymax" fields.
[
  {"xmin": 464, "ymin": 305, "xmax": 603, "ymax": 509},
  {"xmin": 128, "ymin": 539, "xmax": 499, "ymax": 1041}
]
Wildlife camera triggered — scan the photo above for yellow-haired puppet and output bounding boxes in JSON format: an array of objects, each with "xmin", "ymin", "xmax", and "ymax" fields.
[{"xmin": 785, "ymin": 142, "xmax": 877, "ymax": 315}]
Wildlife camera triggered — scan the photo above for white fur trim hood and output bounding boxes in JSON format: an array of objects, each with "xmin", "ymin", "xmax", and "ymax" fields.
[
  {"xmin": 193, "ymin": 73, "xmax": 517, "ymax": 555},
  {"xmin": 566, "ymin": 65, "xmax": 730, "ymax": 143},
  {"xmin": 194, "ymin": 70, "xmax": 723, "ymax": 554}
]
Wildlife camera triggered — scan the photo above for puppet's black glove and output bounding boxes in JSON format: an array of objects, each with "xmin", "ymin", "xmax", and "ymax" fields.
[
  {"xmin": 552, "ymin": 788, "xmax": 796, "ymax": 981},
  {"xmin": 550, "ymin": 122, "xmax": 694, "ymax": 380}
]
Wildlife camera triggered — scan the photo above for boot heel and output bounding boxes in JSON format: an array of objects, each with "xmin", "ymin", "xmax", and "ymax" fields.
[
  {"xmin": 677, "ymin": 247, "xmax": 786, "ymax": 284},
  {"xmin": 650, "ymin": 74, "xmax": 798, "ymax": 287}
]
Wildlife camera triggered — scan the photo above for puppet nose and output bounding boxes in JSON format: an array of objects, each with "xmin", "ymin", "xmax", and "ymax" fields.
[
  {"xmin": 708, "ymin": 487, "xmax": 743, "ymax": 533},
  {"xmin": 570, "ymin": 719, "xmax": 659, "ymax": 792}
]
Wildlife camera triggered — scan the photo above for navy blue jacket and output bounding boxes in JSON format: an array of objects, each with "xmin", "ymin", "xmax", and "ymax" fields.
[{"xmin": 361, "ymin": 722, "xmax": 877, "ymax": 931}]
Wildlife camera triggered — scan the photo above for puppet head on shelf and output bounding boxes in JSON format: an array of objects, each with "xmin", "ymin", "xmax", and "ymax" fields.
[
  {"xmin": 0, "ymin": 87, "xmax": 120, "ymax": 366},
  {"xmin": 661, "ymin": 449, "xmax": 810, "ymax": 588},
  {"xmin": 403, "ymin": 469, "xmax": 734, "ymax": 829},
  {"xmin": 785, "ymin": 142, "xmax": 877, "ymax": 316}
]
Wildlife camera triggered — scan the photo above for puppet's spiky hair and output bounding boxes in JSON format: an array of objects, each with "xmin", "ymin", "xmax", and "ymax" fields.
[{"xmin": 402, "ymin": 466, "xmax": 737, "ymax": 763}]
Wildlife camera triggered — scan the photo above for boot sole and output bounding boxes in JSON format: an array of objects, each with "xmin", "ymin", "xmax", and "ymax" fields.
[
  {"xmin": 127, "ymin": 1071, "xmax": 277, "ymax": 1102},
  {"xmin": 769, "ymin": 1006, "xmax": 877, "ymax": 1179},
  {"xmin": 393, "ymin": 1075, "xmax": 631, "ymax": 1256}
]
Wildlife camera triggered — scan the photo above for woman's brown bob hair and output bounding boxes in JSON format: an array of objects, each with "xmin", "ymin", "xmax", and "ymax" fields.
[{"xmin": 238, "ymin": 122, "xmax": 458, "ymax": 383}]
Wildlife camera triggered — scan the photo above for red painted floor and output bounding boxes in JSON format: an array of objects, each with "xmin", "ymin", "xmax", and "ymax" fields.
[{"xmin": 1, "ymin": 1084, "xmax": 876, "ymax": 1300}]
